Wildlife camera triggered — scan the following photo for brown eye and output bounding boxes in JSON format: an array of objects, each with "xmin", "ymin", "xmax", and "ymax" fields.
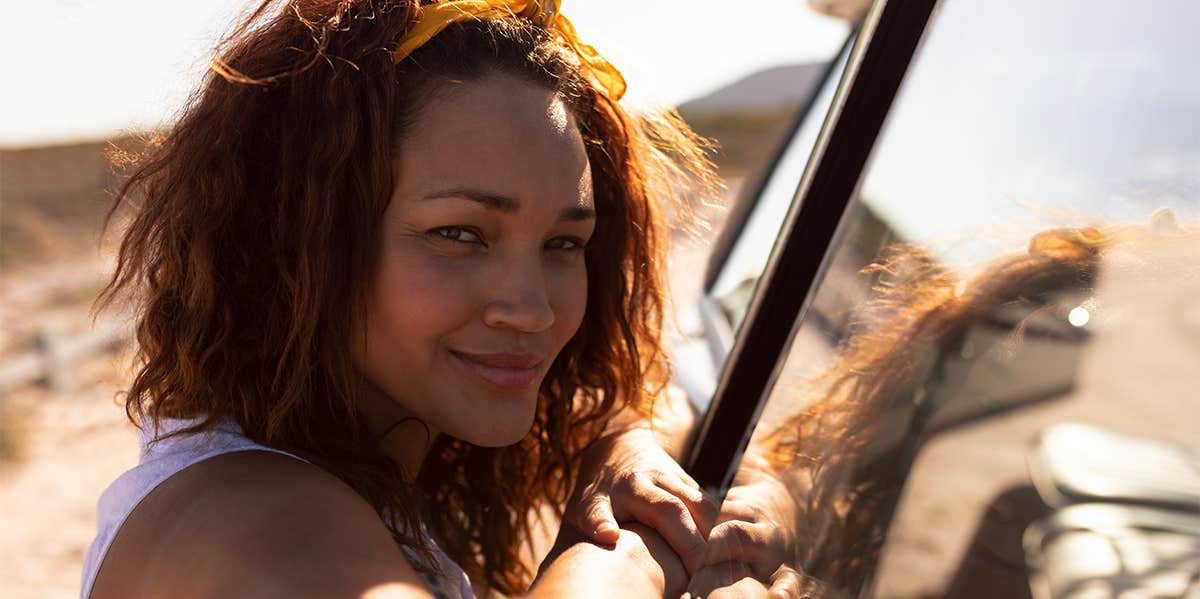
[
  {"xmin": 429, "ymin": 226, "xmax": 485, "ymax": 245},
  {"xmin": 546, "ymin": 236, "xmax": 587, "ymax": 252}
]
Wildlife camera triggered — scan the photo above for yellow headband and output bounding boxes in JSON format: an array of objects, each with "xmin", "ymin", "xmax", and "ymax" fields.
[{"xmin": 391, "ymin": 0, "xmax": 626, "ymax": 100}]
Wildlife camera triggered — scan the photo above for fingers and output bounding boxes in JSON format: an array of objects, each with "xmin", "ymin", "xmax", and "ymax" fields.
[
  {"xmin": 686, "ymin": 563, "xmax": 811, "ymax": 599},
  {"xmin": 711, "ymin": 576, "xmax": 772, "ymax": 599},
  {"xmin": 700, "ymin": 518, "xmax": 790, "ymax": 582},
  {"xmin": 713, "ymin": 497, "xmax": 761, "ymax": 527},
  {"xmin": 766, "ymin": 564, "xmax": 806, "ymax": 599},
  {"xmin": 686, "ymin": 561, "xmax": 752, "ymax": 598},
  {"xmin": 565, "ymin": 429, "xmax": 723, "ymax": 574},
  {"xmin": 704, "ymin": 482, "xmax": 799, "ymax": 580},
  {"xmin": 621, "ymin": 478, "xmax": 709, "ymax": 575},
  {"xmin": 582, "ymin": 493, "xmax": 620, "ymax": 546},
  {"xmin": 688, "ymin": 561, "xmax": 769, "ymax": 599},
  {"xmin": 702, "ymin": 519, "xmax": 762, "ymax": 566},
  {"xmin": 653, "ymin": 472, "xmax": 721, "ymax": 537}
]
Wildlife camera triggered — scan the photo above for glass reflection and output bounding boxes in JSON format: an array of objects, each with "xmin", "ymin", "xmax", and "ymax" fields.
[
  {"xmin": 709, "ymin": 38, "xmax": 856, "ymax": 340},
  {"xmin": 687, "ymin": 0, "xmax": 1200, "ymax": 595},
  {"xmin": 693, "ymin": 219, "xmax": 1198, "ymax": 598}
]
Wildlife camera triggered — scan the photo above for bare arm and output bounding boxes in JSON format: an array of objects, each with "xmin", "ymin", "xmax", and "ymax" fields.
[
  {"xmin": 93, "ymin": 450, "xmax": 685, "ymax": 599},
  {"xmin": 531, "ymin": 522, "xmax": 688, "ymax": 599},
  {"xmin": 91, "ymin": 451, "xmax": 437, "ymax": 599},
  {"xmin": 603, "ymin": 381, "xmax": 701, "ymax": 461}
]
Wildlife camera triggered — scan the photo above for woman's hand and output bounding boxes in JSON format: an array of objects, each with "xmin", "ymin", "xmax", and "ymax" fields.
[
  {"xmin": 685, "ymin": 562, "xmax": 811, "ymax": 599},
  {"xmin": 696, "ymin": 467, "xmax": 800, "ymax": 584},
  {"xmin": 562, "ymin": 427, "xmax": 720, "ymax": 574}
]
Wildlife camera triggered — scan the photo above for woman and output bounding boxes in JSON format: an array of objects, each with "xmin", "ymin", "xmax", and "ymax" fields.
[{"xmin": 83, "ymin": 1, "xmax": 735, "ymax": 597}]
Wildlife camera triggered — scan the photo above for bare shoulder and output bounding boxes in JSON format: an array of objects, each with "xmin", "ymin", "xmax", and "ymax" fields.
[{"xmin": 91, "ymin": 450, "xmax": 434, "ymax": 599}]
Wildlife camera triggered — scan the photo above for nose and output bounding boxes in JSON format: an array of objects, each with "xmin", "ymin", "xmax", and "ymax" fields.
[{"xmin": 482, "ymin": 255, "xmax": 556, "ymax": 333}]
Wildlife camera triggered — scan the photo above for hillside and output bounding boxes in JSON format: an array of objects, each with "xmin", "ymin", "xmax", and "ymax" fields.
[
  {"xmin": 679, "ymin": 63, "xmax": 827, "ymax": 114},
  {"xmin": 0, "ymin": 137, "xmax": 146, "ymax": 270}
]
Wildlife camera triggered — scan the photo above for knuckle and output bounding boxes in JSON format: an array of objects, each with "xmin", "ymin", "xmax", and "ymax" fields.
[
  {"xmin": 683, "ymin": 531, "xmax": 708, "ymax": 553},
  {"xmin": 724, "ymin": 521, "xmax": 757, "ymax": 546},
  {"xmin": 584, "ymin": 504, "xmax": 608, "ymax": 522},
  {"xmin": 643, "ymin": 468, "xmax": 669, "ymax": 485},
  {"xmin": 629, "ymin": 472, "xmax": 659, "ymax": 491},
  {"xmin": 610, "ymin": 475, "xmax": 638, "ymax": 494},
  {"xmin": 649, "ymin": 493, "xmax": 688, "ymax": 515},
  {"xmin": 706, "ymin": 524, "xmax": 750, "ymax": 556},
  {"xmin": 717, "ymin": 501, "xmax": 753, "ymax": 521}
]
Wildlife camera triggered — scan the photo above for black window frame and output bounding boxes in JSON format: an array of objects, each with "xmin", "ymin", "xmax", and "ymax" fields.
[{"xmin": 685, "ymin": 0, "xmax": 941, "ymax": 496}]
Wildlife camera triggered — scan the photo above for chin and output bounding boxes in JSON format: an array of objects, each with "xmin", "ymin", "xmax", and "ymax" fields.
[
  {"xmin": 452, "ymin": 419, "xmax": 535, "ymax": 447},
  {"xmin": 441, "ymin": 390, "xmax": 539, "ymax": 448},
  {"xmin": 466, "ymin": 428, "xmax": 531, "ymax": 447}
]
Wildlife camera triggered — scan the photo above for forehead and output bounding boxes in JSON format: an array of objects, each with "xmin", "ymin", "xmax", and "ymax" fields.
[{"xmin": 393, "ymin": 72, "xmax": 593, "ymax": 207}]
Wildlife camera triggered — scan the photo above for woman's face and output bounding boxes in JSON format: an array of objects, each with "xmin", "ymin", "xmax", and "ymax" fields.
[{"xmin": 355, "ymin": 72, "xmax": 594, "ymax": 447}]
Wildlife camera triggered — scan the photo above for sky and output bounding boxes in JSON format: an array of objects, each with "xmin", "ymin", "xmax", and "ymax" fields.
[
  {"xmin": 0, "ymin": 0, "xmax": 849, "ymax": 148},
  {"xmin": 856, "ymin": 0, "xmax": 1200, "ymax": 264},
  {"xmin": 712, "ymin": 0, "xmax": 1200, "ymax": 304}
]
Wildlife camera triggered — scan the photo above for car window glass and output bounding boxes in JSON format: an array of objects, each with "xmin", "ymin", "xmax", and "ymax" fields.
[
  {"xmin": 709, "ymin": 39, "xmax": 856, "ymax": 341},
  {"xmin": 703, "ymin": 1, "xmax": 1200, "ymax": 597}
]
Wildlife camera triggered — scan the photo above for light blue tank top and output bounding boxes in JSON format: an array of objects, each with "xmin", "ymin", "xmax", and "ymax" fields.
[{"xmin": 80, "ymin": 417, "xmax": 474, "ymax": 599}]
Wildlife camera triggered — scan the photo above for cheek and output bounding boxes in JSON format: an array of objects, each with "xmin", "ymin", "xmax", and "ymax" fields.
[
  {"xmin": 368, "ymin": 249, "xmax": 481, "ymax": 353},
  {"xmin": 549, "ymin": 261, "xmax": 589, "ymax": 345}
]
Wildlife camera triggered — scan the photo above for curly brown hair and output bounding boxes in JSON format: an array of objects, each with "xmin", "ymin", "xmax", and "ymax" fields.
[
  {"xmin": 759, "ymin": 226, "xmax": 1114, "ymax": 594},
  {"xmin": 98, "ymin": 0, "xmax": 717, "ymax": 593}
]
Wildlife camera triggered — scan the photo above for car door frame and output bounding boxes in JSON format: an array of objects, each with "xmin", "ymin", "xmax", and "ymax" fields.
[{"xmin": 684, "ymin": 0, "xmax": 942, "ymax": 496}]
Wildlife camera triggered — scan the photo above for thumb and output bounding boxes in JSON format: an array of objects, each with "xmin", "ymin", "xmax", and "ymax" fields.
[{"xmin": 583, "ymin": 494, "xmax": 620, "ymax": 546}]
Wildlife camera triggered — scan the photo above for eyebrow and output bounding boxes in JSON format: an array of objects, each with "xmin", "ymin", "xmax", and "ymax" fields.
[{"xmin": 423, "ymin": 188, "xmax": 596, "ymax": 222}]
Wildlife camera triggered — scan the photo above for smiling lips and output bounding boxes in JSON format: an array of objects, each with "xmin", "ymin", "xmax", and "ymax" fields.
[{"xmin": 450, "ymin": 350, "xmax": 544, "ymax": 389}]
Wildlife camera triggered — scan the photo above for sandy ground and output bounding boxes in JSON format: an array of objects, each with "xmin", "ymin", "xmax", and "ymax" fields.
[
  {"xmin": 0, "ymin": 351, "xmax": 140, "ymax": 599},
  {"xmin": 0, "ymin": 255, "xmax": 117, "ymax": 353},
  {"xmin": 0, "ymin": 249, "xmax": 141, "ymax": 598}
]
